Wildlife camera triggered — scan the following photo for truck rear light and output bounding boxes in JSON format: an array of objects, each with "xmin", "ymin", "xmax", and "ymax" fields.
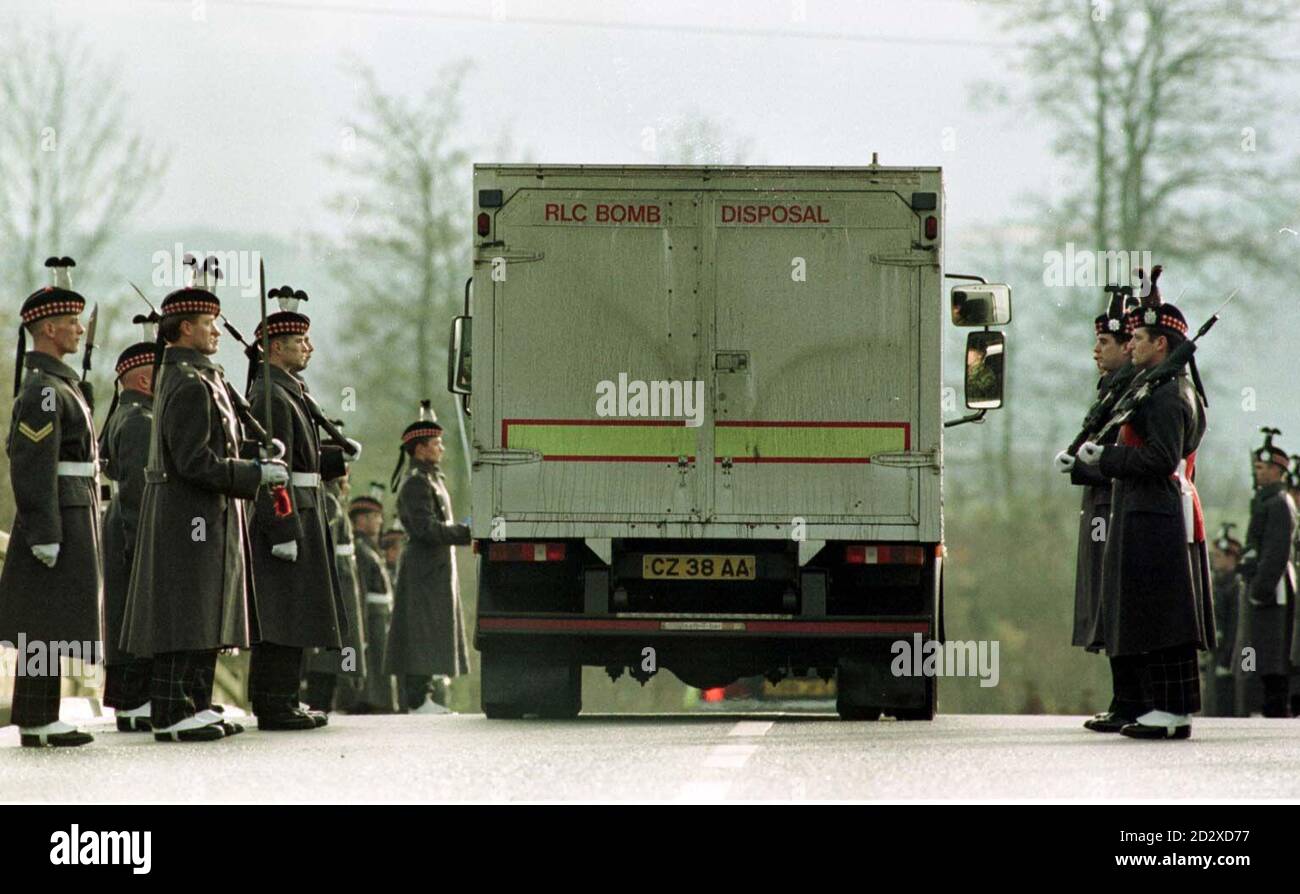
[
  {"xmin": 477, "ymin": 212, "xmax": 491, "ymax": 237},
  {"xmin": 844, "ymin": 544, "xmax": 926, "ymax": 566},
  {"xmin": 487, "ymin": 542, "xmax": 568, "ymax": 562},
  {"xmin": 924, "ymin": 215, "xmax": 938, "ymax": 240}
]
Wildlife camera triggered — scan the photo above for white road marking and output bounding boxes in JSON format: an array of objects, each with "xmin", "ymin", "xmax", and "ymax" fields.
[
  {"xmin": 674, "ymin": 719, "xmax": 777, "ymax": 800},
  {"xmin": 674, "ymin": 780, "xmax": 732, "ymax": 802},
  {"xmin": 704, "ymin": 743, "xmax": 758, "ymax": 769}
]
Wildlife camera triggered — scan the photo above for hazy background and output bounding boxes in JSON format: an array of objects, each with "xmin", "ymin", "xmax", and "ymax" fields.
[{"xmin": 3, "ymin": 0, "xmax": 1299, "ymax": 714}]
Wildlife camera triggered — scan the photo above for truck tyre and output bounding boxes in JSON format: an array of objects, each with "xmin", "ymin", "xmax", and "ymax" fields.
[
  {"xmin": 835, "ymin": 657, "xmax": 882, "ymax": 721},
  {"xmin": 537, "ymin": 665, "xmax": 583, "ymax": 719},
  {"xmin": 892, "ymin": 676, "xmax": 936, "ymax": 721},
  {"xmin": 482, "ymin": 650, "xmax": 582, "ymax": 719}
]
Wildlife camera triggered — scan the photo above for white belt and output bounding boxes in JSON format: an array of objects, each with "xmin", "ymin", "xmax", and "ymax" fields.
[
  {"xmin": 291, "ymin": 472, "xmax": 321, "ymax": 487},
  {"xmin": 365, "ymin": 592, "xmax": 393, "ymax": 607},
  {"xmin": 57, "ymin": 461, "xmax": 97, "ymax": 478},
  {"xmin": 335, "ymin": 543, "xmax": 355, "ymax": 557}
]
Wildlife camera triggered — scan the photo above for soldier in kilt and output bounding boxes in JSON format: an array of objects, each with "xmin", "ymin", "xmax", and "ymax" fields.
[
  {"xmin": 0, "ymin": 258, "xmax": 102, "ymax": 747},
  {"xmin": 1234, "ymin": 439, "xmax": 1296, "ymax": 717},
  {"xmin": 350, "ymin": 486, "xmax": 399, "ymax": 713},
  {"xmin": 245, "ymin": 292, "xmax": 361, "ymax": 729},
  {"xmin": 120, "ymin": 262, "xmax": 287, "ymax": 742},
  {"xmin": 98, "ymin": 333, "xmax": 160, "ymax": 731},
  {"xmin": 303, "ymin": 475, "xmax": 367, "ymax": 712},
  {"xmin": 1058, "ymin": 291, "xmax": 1145, "ymax": 731},
  {"xmin": 1076, "ymin": 292, "xmax": 1213, "ymax": 740},
  {"xmin": 384, "ymin": 403, "xmax": 471, "ymax": 713},
  {"xmin": 1204, "ymin": 526, "xmax": 1244, "ymax": 716}
]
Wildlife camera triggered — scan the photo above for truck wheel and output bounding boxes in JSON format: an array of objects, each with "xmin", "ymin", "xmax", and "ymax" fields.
[
  {"xmin": 892, "ymin": 676, "xmax": 936, "ymax": 721},
  {"xmin": 482, "ymin": 650, "xmax": 582, "ymax": 719},
  {"xmin": 835, "ymin": 657, "xmax": 882, "ymax": 721},
  {"xmin": 537, "ymin": 665, "xmax": 582, "ymax": 719}
]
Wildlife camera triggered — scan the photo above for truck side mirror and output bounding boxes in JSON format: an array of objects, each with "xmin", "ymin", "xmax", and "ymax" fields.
[
  {"xmin": 448, "ymin": 315, "xmax": 472, "ymax": 395},
  {"xmin": 965, "ymin": 331, "xmax": 1005, "ymax": 409},
  {"xmin": 951, "ymin": 283, "xmax": 1012, "ymax": 326}
]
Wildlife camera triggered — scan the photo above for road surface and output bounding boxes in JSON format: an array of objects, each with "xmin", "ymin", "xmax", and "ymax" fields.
[{"xmin": 3, "ymin": 710, "xmax": 1299, "ymax": 802}]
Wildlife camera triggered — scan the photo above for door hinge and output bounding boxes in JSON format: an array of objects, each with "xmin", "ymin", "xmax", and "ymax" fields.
[
  {"xmin": 475, "ymin": 447, "xmax": 542, "ymax": 466},
  {"xmin": 870, "ymin": 251, "xmax": 936, "ymax": 268},
  {"xmin": 473, "ymin": 248, "xmax": 545, "ymax": 265}
]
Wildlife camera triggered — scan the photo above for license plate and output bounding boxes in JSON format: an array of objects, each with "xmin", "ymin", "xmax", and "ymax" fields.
[{"xmin": 642, "ymin": 554, "xmax": 756, "ymax": 580}]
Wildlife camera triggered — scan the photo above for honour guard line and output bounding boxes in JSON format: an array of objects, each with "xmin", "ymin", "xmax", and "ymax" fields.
[{"xmin": 2, "ymin": 253, "xmax": 482, "ymax": 744}]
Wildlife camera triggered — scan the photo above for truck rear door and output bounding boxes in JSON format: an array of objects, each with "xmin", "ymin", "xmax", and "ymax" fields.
[
  {"xmin": 489, "ymin": 191, "xmax": 706, "ymax": 523},
  {"xmin": 707, "ymin": 190, "xmax": 921, "ymax": 526}
]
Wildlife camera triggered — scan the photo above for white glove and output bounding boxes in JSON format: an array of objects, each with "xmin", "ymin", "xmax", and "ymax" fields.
[
  {"xmin": 342, "ymin": 438, "xmax": 363, "ymax": 462},
  {"xmin": 271, "ymin": 541, "xmax": 299, "ymax": 562},
  {"xmin": 1078, "ymin": 441, "xmax": 1104, "ymax": 465},
  {"xmin": 31, "ymin": 543, "xmax": 60, "ymax": 568},
  {"xmin": 260, "ymin": 461, "xmax": 289, "ymax": 486},
  {"xmin": 1053, "ymin": 450, "xmax": 1076, "ymax": 473}
]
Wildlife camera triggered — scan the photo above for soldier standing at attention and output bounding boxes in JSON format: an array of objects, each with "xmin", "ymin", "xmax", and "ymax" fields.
[
  {"xmin": 350, "ymin": 485, "xmax": 398, "ymax": 713},
  {"xmin": 381, "ymin": 526, "xmax": 404, "ymax": 581},
  {"xmin": 120, "ymin": 262, "xmax": 287, "ymax": 742},
  {"xmin": 1204, "ymin": 525, "xmax": 1244, "ymax": 717},
  {"xmin": 0, "ymin": 258, "xmax": 102, "ymax": 747},
  {"xmin": 1057, "ymin": 289, "xmax": 1141, "ymax": 732},
  {"xmin": 1235, "ymin": 437, "xmax": 1296, "ymax": 717},
  {"xmin": 303, "ymin": 473, "xmax": 367, "ymax": 713},
  {"xmin": 246, "ymin": 290, "xmax": 360, "ymax": 729},
  {"xmin": 1288, "ymin": 456, "xmax": 1300, "ymax": 717},
  {"xmin": 1076, "ymin": 289, "xmax": 1213, "ymax": 740},
  {"xmin": 99, "ymin": 325, "xmax": 160, "ymax": 731},
  {"xmin": 384, "ymin": 402, "xmax": 472, "ymax": 713}
]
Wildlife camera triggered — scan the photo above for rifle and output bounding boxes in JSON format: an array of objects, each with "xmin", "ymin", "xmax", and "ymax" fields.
[
  {"xmin": 1067, "ymin": 361, "xmax": 1139, "ymax": 455},
  {"xmin": 78, "ymin": 303, "xmax": 98, "ymax": 411}
]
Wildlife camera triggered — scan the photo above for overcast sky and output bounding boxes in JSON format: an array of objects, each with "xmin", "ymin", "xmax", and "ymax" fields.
[
  {"xmin": 5, "ymin": 0, "xmax": 1300, "ymax": 483},
  {"xmin": 4, "ymin": 0, "xmax": 1057, "ymax": 240}
]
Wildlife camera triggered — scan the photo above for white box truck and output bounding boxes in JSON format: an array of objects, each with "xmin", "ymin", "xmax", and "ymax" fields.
[{"xmin": 447, "ymin": 163, "xmax": 1010, "ymax": 719}]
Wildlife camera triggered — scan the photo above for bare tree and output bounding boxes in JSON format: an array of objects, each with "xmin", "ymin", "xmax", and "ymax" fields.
[
  {"xmin": 320, "ymin": 62, "xmax": 473, "ymax": 445},
  {"xmin": 982, "ymin": 0, "xmax": 1294, "ymax": 280},
  {"xmin": 656, "ymin": 111, "xmax": 754, "ymax": 164},
  {"xmin": 0, "ymin": 26, "xmax": 168, "ymax": 525},
  {"xmin": 0, "ymin": 26, "xmax": 168, "ymax": 300}
]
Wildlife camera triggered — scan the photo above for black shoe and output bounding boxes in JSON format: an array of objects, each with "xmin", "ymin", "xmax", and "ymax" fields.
[
  {"xmin": 217, "ymin": 720, "xmax": 245, "ymax": 736},
  {"xmin": 257, "ymin": 710, "xmax": 319, "ymax": 731},
  {"xmin": 21, "ymin": 730, "xmax": 94, "ymax": 748},
  {"xmin": 116, "ymin": 716, "xmax": 154, "ymax": 733},
  {"xmin": 1083, "ymin": 712, "xmax": 1131, "ymax": 733},
  {"xmin": 154, "ymin": 723, "xmax": 225, "ymax": 743},
  {"xmin": 1119, "ymin": 721, "xmax": 1191, "ymax": 740},
  {"xmin": 307, "ymin": 710, "xmax": 328, "ymax": 728}
]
